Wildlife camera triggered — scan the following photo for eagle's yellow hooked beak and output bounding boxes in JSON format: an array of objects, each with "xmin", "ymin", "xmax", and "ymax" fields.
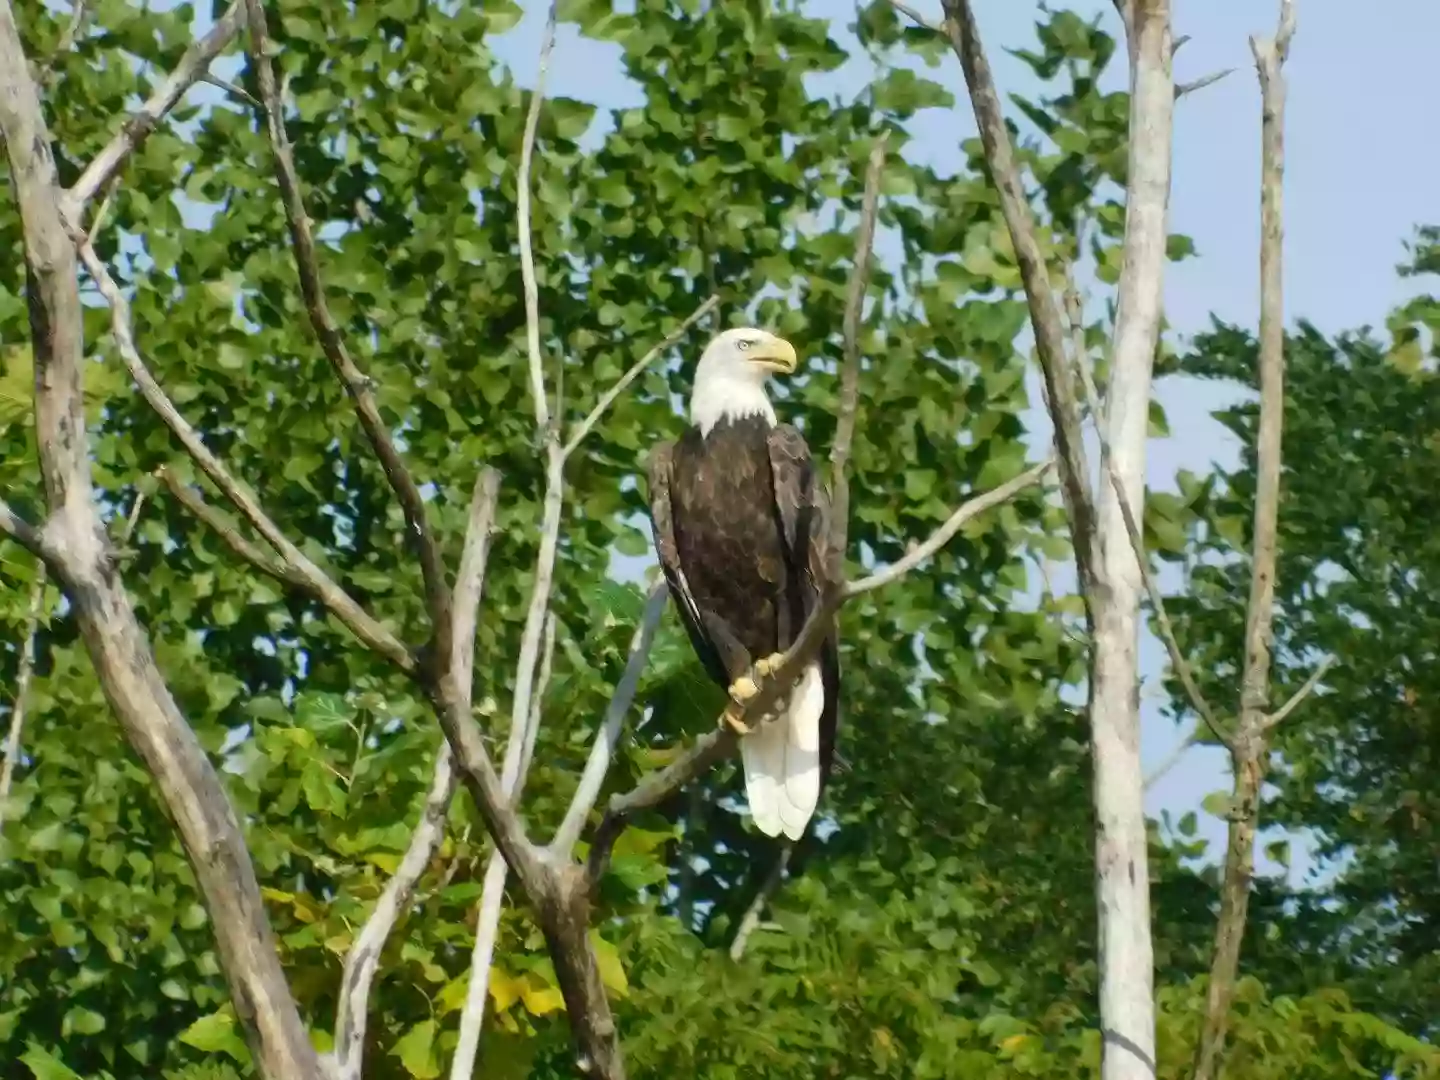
[{"xmin": 746, "ymin": 335, "xmax": 798, "ymax": 375}]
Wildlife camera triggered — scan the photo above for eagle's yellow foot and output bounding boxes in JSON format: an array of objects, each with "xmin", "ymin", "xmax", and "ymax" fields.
[
  {"xmin": 721, "ymin": 705, "xmax": 753, "ymax": 736},
  {"xmin": 722, "ymin": 674, "xmax": 761, "ymax": 735},
  {"xmin": 753, "ymin": 652, "xmax": 786, "ymax": 677}
]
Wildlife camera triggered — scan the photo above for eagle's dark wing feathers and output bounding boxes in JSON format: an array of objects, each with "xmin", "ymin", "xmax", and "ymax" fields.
[{"xmin": 646, "ymin": 440, "xmax": 730, "ymax": 687}]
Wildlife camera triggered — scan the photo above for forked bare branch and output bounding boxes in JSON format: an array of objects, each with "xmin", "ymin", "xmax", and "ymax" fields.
[
  {"xmin": 0, "ymin": 4, "xmax": 325, "ymax": 1071},
  {"xmin": 75, "ymin": 241, "xmax": 415, "ymax": 675},
  {"xmin": 242, "ymin": 0, "xmax": 452, "ymax": 660},
  {"xmin": 1193, "ymin": 5, "xmax": 1301, "ymax": 1074},
  {"xmin": 330, "ymin": 471, "xmax": 499, "ymax": 1080},
  {"xmin": 62, "ymin": 0, "xmax": 247, "ymax": 222}
]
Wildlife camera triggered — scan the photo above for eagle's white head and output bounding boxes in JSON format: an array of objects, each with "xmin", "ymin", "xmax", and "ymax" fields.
[{"xmin": 689, "ymin": 327, "xmax": 799, "ymax": 436}]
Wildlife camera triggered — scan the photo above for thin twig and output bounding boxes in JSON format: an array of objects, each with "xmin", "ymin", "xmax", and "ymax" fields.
[
  {"xmin": 450, "ymin": 12, "xmax": 564, "ymax": 1070},
  {"xmin": 827, "ymin": 133, "xmax": 888, "ymax": 582},
  {"xmin": 0, "ymin": 574, "xmax": 45, "ymax": 823},
  {"xmin": 76, "ymin": 240, "xmax": 415, "ymax": 675},
  {"xmin": 841, "ymin": 458, "xmax": 1054, "ymax": 598},
  {"xmin": 243, "ymin": 0, "xmax": 452, "ymax": 660},
  {"xmin": 1142, "ymin": 727, "xmax": 1196, "ymax": 791},
  {"xmin": 61, "ymin": 0, "xmax": 246, "ymax": 222},
  {"xmin": 587, "ymin": 459, "xmax": 1054, "ymax": 883},
  {"xmin": 1176, "ymin": 68, "xmax": 1234, "ymax": 98},
  {"xmin": 728, "ymin": 844, "xmax": 791, "ymax": 961},
  {"xmin": 517, "ymin": 1, "xmax": 558, "ymax": 436},
  {"xmin": 0, "ymin": 504, "xmax": 49, "ymax": 565},
  {"xmin": 515, "ymin": 614, "xmax": 557, "ymax": 804},
  {"xmin": 201, "ymin": 70, "xmax": 259, "ymax": 107},
  {"xmin": 551, "ymin": 581, "xmax": 668, "ymax": 859},
  {"xmin": 1263, "ymin": 655, "xmax": 1332, "ymax": 732},
  {"xmin": 885, "ymin": 0, "xmax": 943, "ymax": 33},
  {"xmin": 562, "ymin": 294, "xmax": 721, "ymax": 460},
  {"xmin": 37, "ymin": 0, "xmax": 90, "ymax": 85}
]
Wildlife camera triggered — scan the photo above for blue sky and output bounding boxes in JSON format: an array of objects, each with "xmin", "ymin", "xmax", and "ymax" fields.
[{"xmin": 485, "ymin": 0, "xmax": 1436, "ymax": 884}]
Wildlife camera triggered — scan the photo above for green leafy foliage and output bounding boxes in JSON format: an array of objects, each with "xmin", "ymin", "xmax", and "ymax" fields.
[{"xmin": 1165, "ymin": 255, "xmax": 1440, "ymax": 1035}]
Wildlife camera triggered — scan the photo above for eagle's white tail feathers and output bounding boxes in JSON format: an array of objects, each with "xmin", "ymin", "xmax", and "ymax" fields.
[{"xmin": 740, "ymin": 661, "xmax": 824, "ymax": 841}]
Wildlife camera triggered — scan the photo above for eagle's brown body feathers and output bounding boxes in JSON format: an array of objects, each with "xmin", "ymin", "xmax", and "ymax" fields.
[{"xmin": 647, "ymin": 415, "xmax": 841, "ymax": 801}]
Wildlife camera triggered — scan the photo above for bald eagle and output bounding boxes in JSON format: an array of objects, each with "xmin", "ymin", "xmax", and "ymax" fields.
[{"xmin": 645, "ymin": 328, "xmax": 840, "ymax": 841}]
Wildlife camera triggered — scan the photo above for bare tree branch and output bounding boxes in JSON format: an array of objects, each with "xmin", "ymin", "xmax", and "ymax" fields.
[
  {"xmin": 61, "ymin": 0, "xmax": 246, "ymax": 222},
  {"xmin": 1086, "ymin": 1, "xmax": 1176, "ymax": 1073},
  {"xmin": 551, "ymin": 581, "xmax": 668, "ymax": 859},
  {"xmin": 0, "ymin": 573, "xmax": 45, "ymax": 824},
  {"xmin": 518, "ymin": 2, "xmax": 557, "ymax": 436},
  {"xmin": 1065, "ymin": 287, "xmax": 1231, "ymax": 750},
  {"xmin": 827, "ymin": 133, "xmax": 888, "ymax": 581},
  {"xmin": 332, "ymin": 742, "xmax": 453, "ymax": 1080},
  {"xmin": 242, "ymin": 0, "xmax": 452, "ymax": 661},
  {"xmin": 884, "ymin": 0, "xmax": 943, "ymax": 34},
  {"xmin": 0, "ymin": 502, "xmax": 49, "ymax": 565},
  {"xmin": 330, "ymin": 472, "xmax": 499, "ymax": 1080},
  {"xmin": 729, "ymin": 844, "xmax": 791, "ymax": 961},
  {"xmin": 1194, "ymin": 6, "xmax": 1296, "ymax": 1074},
  {"xmin": 938, "ymin": 0, "xmax": 1100, "ymax": 601},
  {"xmin": 76, "ymin": 241, "xmax": 416, "ymax": 676},
  {"xmin": 562, "ymin": 294, "xmax": 721, "ymax": 460},
  {"xmin": 1142, "ymin": 726, "xmax": 1196, "ymax": 791},
  {"xmin": 587, "ymin": 459, "xmax": 1054, "ymax": 883},
  {"xmin": 1176, "ymin": 67, "xmax": 1234, "ymax": 98},
  {"xmin": 516, "ymin": 614, "xmax": 557, "ymax": 802},
  {"xmin": 845, "ymin": 459, "xmax": 1055, "ymax": 597},
  {"xmin": 1263, "ymin": 655, "xmax": 1332, "ymax": 732},
  {"xmin": 0, "ymin": 6, "xmax": 324, "ymax": 1074}
]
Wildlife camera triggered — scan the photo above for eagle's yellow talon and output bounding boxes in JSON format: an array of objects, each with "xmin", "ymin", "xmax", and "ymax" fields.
[
  {"xmin": 728, "ymin": 674, "xmax": 759, "ymax": 703},
  {"xmin": 721, "ymin": 706, "xmax": 753, "ymax": 736},
  {"xmin": 754, "ymin": 653, "xmax": 786, "ymax": 677}
]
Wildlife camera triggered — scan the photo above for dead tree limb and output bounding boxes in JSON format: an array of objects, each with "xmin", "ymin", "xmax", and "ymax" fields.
[
  {"xmin": 330, "ymin": 471, "xmax": 500, "ymax": 1080},
  {"xmin": 1193, "ymin": 4, "xmax": 1298, "ymax": 1076},
  {"xmin": 62, "ymin": 0, "xmax": 246, "ymax": 222},
  {"xmin": 0, "ymin": 573, "xmax": 45, "ymax": 825},
  {"xmin": 0, "ymin": 4, "xmax": 325, "ymax": 1075},
  {"xmin": 937, "ymin": 3, "xmax": 1173, "ymax": 1077},
  {"xmin": 938, "ymin": 0, "xmax": 1100, "ymax": 600}
]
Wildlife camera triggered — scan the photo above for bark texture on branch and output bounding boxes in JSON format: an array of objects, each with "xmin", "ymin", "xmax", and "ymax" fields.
[
  {"xmin": 936, "ymin": 3, "xmax": 1173, "ymax": 1078},
  {"xmin": 0, "ymin": 5, "xmax": 323, "ymax": 1076},
  {"xmin": 1087, "ymin": 6, "xmax": 1173, "ymax": 1077},
  {"xmin": 1193, "ymin": 4, "xmax": 1297, "ymax": 1077}
]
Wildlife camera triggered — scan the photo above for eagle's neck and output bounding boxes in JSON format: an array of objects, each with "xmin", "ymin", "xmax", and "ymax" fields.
[{"xmin": 689, "ymin": 371, "xmax": 775, "ymax": 436}]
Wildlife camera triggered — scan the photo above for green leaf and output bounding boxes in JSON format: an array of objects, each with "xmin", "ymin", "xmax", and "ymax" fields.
[
  {"xmin": 178, "ymin": 1009, "xmax": 251, "ymax": 1063},
  {"xmin": 20, "ymin": 1044, "xmax": 82, "ymax": 1080},
  {"xmin": 392, "ymin": 1020, "xmax": 442, "ymax": 1079}
]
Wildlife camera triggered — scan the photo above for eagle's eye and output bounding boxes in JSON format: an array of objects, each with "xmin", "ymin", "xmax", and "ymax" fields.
[{"xmin": 736, "ymin": 339, "xmax": 752, "ymax": 352}]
